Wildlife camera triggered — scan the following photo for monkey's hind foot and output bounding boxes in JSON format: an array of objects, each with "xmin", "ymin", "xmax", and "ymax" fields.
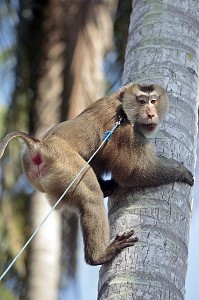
[
  {"xmin": 87, "ymin": 230, "xmax": 138, "ymax": 266},
  {"xmin": 111, "ymin": 229, "xmax": 138, "ymax": 254}
]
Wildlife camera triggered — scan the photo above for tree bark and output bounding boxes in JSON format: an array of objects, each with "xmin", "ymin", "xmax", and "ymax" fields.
[
  {"xmin": 26, "ymin": 194, "xmax": 61, "ymax": 300},
  {"xmin": 26, "ymin": 0, "xmax": 66, "ymax": 298},
  {"xmin": 26, "ymin": 0, "xmax": 118, "ymax": 299},
  {"xmin": 98, "ymin": 1, "xmax": 199, "ymax": 299},
  {"xmin": 65, "ymin": 0, "xmax": 118, "ymax": 119},
  {"xmin": 60, "ymin": 0, "xmax": 118, "ymax": 292}
]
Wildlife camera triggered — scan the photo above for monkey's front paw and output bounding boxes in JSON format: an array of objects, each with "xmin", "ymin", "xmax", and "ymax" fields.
[
  {"xmin": 184, "ymin": 170, "xmax": 194, "ymax": 186},
  {"xmin": 178, "ymin": 163, "xmax": 194, "ymax": 186},
  {"xmin": 111, "ymin": 229, "xmax": 138, "ymax": 253}
]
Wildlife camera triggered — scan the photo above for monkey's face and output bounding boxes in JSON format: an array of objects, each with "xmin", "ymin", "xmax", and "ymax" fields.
[{"xmin": 121, "ymin": 84, "xmax": 169, "ymax": 137}]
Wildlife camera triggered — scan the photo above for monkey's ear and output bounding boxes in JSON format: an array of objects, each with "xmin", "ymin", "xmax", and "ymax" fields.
[{"xmin": 119, "ymin": 86, "xmax": 128, "ymax": 100}]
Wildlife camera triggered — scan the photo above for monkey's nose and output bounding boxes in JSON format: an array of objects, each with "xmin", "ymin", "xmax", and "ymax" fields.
[{"xmin": 148, "ymin": 112, "xmax": 155, "ymax": 118}]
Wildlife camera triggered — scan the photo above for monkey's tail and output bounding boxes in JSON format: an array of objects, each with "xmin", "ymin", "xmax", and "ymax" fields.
[{"xmin": 0, "ymin": 131, "xmax": 39, "ymax": 159}]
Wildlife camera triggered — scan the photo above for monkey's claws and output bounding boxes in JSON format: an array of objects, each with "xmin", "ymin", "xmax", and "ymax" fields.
[
  {"xmin": 184, "ymin": 168, "xmax": 194, "ymax": 186},
  {"xmin": 112, "ymin": 229, "xmax": 138, "ymax": 252},
  {"xmin": 185, "ymin": 171, "xmax": 194, "ymax": 187},
  {"xmin": 178, "ymin": 163, "xmax": 194, "ymax": 187}
]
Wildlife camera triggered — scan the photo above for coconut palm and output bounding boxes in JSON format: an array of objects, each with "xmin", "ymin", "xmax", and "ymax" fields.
[
  {"xmin": 0, "ymin": 0, "xmax": 118, "ymax": 299},
  {"xmin": 98, "ymin": 1, "xmax": 199, "ymax": 299}
]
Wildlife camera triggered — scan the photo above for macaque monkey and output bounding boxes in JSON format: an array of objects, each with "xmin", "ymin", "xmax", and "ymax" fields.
[{"xmin": 0, "ymin": 83, "xmax": 194, "ymax": 265}]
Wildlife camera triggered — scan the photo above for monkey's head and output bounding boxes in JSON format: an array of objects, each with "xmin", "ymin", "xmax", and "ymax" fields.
[{"xmin": 120, "ymin": 83, "xmax": 169, "ymax": 137}]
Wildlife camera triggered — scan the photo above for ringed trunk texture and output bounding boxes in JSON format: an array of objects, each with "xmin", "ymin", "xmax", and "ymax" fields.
[{"xmin": 98, "ymin": 1, "xmax": 199, "ymax": 299}]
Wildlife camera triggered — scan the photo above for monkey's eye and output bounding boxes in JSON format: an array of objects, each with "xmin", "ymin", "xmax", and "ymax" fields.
[
  {"xmin": 138, "ymin": 96, "xmax": 148, "ymax": 105},
  {"xmin": 139, "ymin": 100, "xmax": 146, "ymax": 105},
  {"xmin": 150, "ymin": 94, "xmax": 158, "ymax": 104},
  {"xmin": 151, "ymin": 99, "xmax": 157, "ymax": 104}
]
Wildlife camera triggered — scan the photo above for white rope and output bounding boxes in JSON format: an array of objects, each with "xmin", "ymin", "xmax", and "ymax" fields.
[{"xmin": 0, "ymin": 119, "xmax": 121, "ymax": 281}]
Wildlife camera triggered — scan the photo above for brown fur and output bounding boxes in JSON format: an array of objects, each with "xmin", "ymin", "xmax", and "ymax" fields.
[{"xmin": 0, "ymin": 83, "xmax": 193, "ymax": 265}]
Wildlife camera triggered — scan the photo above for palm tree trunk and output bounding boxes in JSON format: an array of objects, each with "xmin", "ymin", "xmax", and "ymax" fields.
[
  {"xmin": 26, "ymin": 194, "xmax": 61, "ymax": 300},
  {"xmin": 64, "ymin": 0, "xmax": 118, "ymax": 119},
  {"xmin": 26, "ymin": 0, "xmax": 118, "ymax": 298},
  {"xmin": 98, "ymin": 1, "xmax": 199, "ymax": 299},
  {"xmin": 26, "ymin": 0, "xmax": 66, "ymax": 298}
]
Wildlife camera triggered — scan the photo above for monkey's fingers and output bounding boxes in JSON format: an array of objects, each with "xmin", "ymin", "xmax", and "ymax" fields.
[
  {"xmin": 178, "ymin": 163, "xmax": 194, "ymax": 186},
  {"xmin": 119, "ymin": 240, "xmax": 138, "ymax": 249},
  {"xmin": 184, "ymin": 170, "xmax": 194, "ymax": 186},
  {"xmin": 114, "ymin": 229, "xmax": 137, "ymax": 241},
  {"xmin": 111, "ymin": 229, "xmax": 138, "ymax": 253}
]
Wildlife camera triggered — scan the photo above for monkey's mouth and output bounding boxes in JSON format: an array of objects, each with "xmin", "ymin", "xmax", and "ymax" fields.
[{"xmin": 141, "ymin": 123, "xmax": 157, "ymax": 131}]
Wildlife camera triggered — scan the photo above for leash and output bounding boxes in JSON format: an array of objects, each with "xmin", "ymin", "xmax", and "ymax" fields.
[{"xmin": 0, "ymin": 117, "xmax": 123, "ymax": 281}]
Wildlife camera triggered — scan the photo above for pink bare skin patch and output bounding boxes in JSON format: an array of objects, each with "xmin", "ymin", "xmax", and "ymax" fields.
[
  {"xmin": 32, "ymin": 153, "xmax": 42, "ymax": 165},
  {"xmin": 28, "ymin": 152, "xmax": 49, "ymax": 180}
]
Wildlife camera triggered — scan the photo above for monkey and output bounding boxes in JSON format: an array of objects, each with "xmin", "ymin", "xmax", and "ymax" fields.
[{"xmin": 0, "ymin": 83, "xmax": 194, "ymax": 265}]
